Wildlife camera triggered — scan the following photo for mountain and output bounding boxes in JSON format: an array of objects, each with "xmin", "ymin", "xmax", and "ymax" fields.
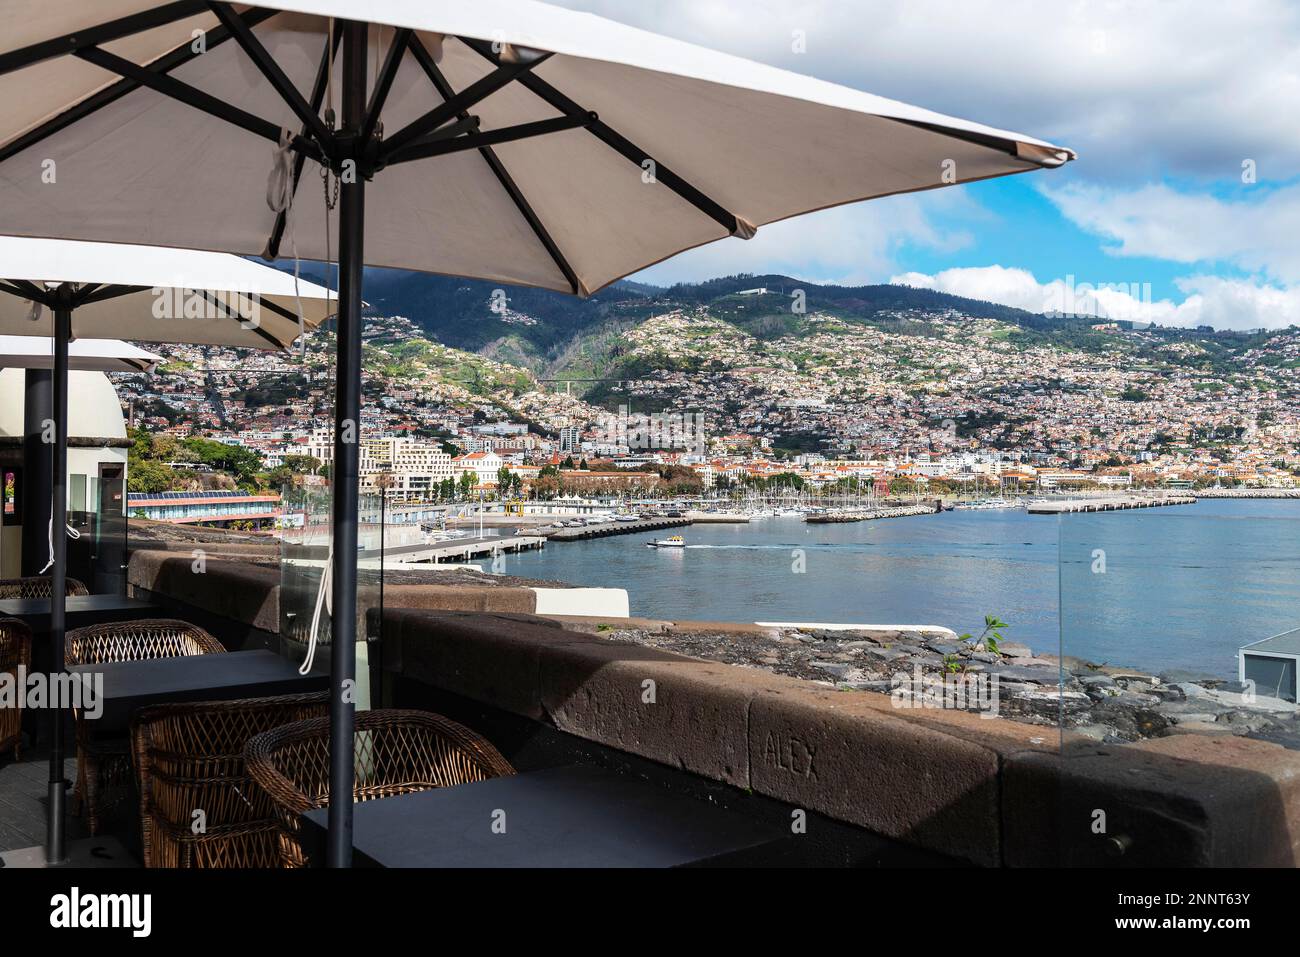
[
  {"xmin": 280, "ymin": 260, "xmax": 1081, "ymax": 363},
  {"xmin": 271, "ymin": 261, "xmax": 1294, "ymax": 396}
]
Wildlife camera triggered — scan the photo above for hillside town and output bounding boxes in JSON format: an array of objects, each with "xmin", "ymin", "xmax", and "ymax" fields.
[{"xmin": 113, "ymin": 305, "xmax": 1300, "ymax": 505}]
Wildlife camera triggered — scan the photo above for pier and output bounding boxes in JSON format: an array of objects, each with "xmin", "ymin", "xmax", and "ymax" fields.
[
  {"xmin": 544, "ymin": 517, "xmax": 692, "ymax": 541},
  {"xmin": 685, "ymin": 511, "xmax": 752, "ymax": 523},
  {"xmin": 1026, "ymin": 495, "xmax": 1196, "ymax": 514},
  {"xmin": 375, "ymin": 534, "xmax": 546, "ymax": 564}
]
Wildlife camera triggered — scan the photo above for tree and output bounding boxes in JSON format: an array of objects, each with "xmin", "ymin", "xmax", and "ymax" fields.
[
  {"xmin": 532, "ymin": 474, "xmax": 560, "ymax": 500},
  {"xmin": 458, "ymin": 471, "xmax": 476, "ymax": 500},
  {"xmin": 180, "ymin": 436, "xmax": 263, "ymax": 489},
  {"xmin": 282, "ymin": 454, "xmax": 321, "ymax": 474},
  {"xmin": 497, "ymin": 465, "xmax": 513, "ymax": 495},
  {"xmin": 128, "ymin": 458, "xmax": 177, "ymax": 494}
]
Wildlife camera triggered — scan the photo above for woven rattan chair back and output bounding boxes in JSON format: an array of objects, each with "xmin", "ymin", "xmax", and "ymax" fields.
[
  {"xmin": 65, "ymin": 618, "xmax": 225, "ymax": 667},
  {"xmin": 64, "ymin": 618, "xmax": 225, "ymax": 835},
  {"xmin": 132, "ymin": 692, "xmax": 330, "ymax": 868},
  {"xmin": 0, "ymin": 575, "xmax": 89, "ymax": 599},
  {"xmin": 0, "ymin": 617, "xmax": 32, "ymax": 760},
  {"xmin": 246, "ymin": 709, "xmax": 516, "ymax": 866}
]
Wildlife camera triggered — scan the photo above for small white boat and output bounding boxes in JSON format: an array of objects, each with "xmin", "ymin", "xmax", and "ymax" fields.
[{"xmin": 646, "ymin": 535, "xmax": 686, "ymax": 548}]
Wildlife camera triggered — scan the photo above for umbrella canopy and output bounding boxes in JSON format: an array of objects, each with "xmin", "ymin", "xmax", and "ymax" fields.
[
  {"xmin": 0, "ymin": 1, "xmax": 1073, "ymax": 296},
  {"xmin": 0, "ymin": 237, "xmax": 334, "ymax": 349},
  {"xmin": 0, "ymin": 0, "xmax": 1074, "ymax": 868},
  {"xmin": 0, "ymin": 335, "xmax": 161, "ymax": 372}
]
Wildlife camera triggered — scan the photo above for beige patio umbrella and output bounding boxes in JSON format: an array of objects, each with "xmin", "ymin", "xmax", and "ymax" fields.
[
  {"xmin": 0, "ymin": 0, "xmax": 1074, "ymax": 867},
  {"xmin": 0, "ymin": 335, "xmax": 162, "ymax": 373},
  {"xmin": 0, "ymin": 235, "xmax": 333, "ymax": 865}
]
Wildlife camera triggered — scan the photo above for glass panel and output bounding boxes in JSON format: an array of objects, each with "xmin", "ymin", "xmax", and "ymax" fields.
[
  {"xmin": 67, "ymin": 464, "xmax": 128, "ymax": 596},
  {"xmin": 280, "ymin": 482, "xmax": 382, "ymax": 710},
  {"xmin": 1058, "ymin": 496, "xmax": 1300, "ymax": 865},
  {"xmin": 69, "ymin": 473, "xmax": 86, "ymax": 512},
  {"xmin": 91, "ymin": 468, "xmax": 128, "ymax": 595}
]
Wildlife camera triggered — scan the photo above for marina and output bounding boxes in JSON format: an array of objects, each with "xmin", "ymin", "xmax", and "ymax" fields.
[{"xmin": 492, "ymin": 499, "xmax": 1300, "ymax": 679}]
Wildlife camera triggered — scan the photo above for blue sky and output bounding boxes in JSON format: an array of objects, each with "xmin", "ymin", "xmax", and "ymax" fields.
[{"xmin": 557, "ymin": 0, "xmax": 1300, "ymax": 329}]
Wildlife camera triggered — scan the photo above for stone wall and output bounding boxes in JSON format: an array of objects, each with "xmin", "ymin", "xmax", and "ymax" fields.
[
  {"xmin": 126, "ymin": 549, "xmax": 1300, "ymax": 866},
  {"xmin": 382, "ymin": 607, "xmax": 1300, "ymax": 867},
  {"xmin": 125, "ymin": 548, "xmax": 628, "ymax": 635}
]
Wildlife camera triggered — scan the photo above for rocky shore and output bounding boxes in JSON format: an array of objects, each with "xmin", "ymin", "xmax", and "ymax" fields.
[{"xmin": 594, "ymin": 621, "xmax": 1300, "ymax": 749}]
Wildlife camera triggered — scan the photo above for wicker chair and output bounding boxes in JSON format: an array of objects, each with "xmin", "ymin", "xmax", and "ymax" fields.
[
  {"xmin": 246, "ymin": 709, "xmax": 516, "ymax": 867},
  {"xmin": 131, "ymin": 692, "xmax": 330, "ymax": 868},
  {"xmin": 65, "ymin": 619, "xmax": 226, "ymax": 835},
  {"xmin": 0, "ymin": 575, "xmax": 89, "ymax": 599},
  {"xmin": 0, "ymin": 617, "xmax": 32, "ymax": 761}
]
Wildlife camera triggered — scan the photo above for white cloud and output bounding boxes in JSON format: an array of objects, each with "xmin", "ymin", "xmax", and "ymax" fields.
[
  {"xmin": 1043, "ymin": 182, "xmax": 1300, "ymax": 283},
  {"xmin": 634, "ymin": 192, "xmax": 975, "ymax": 286},
  {"xmin": 555, "ymin": 0, "xmax": 1300, "ymax": 182},
  {"xmin": 891, "ymin": 266, "xmax": 1300, "ymax": 331},
  {"xmin": 1174, "ymin": 276, "xmax": 1300, "ymax": 330},
  {"xmin": 564, "ymin": 0, "xmax": 1300, "ymax": 312}
]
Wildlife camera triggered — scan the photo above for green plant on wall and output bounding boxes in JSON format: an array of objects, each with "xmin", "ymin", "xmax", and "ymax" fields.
[{"xmin": 960, "ymin": 614, "xmax": 1008, "ymax": 656}]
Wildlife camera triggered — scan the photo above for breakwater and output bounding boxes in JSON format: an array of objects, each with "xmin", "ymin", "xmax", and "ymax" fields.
[
  {"xmin": 544, "ymin": 517, "xmax": 692, "ymax": 541},
  {"xmin": 1195, "ymin": 488, "xmax": 1300, "ymax": 499},
  {"xmin": 805, "ymin": 504, "xmax": 938, "ymax": 523},
  {"xmin": 1027, "ymin": 495, "xmax": 1196, "ymax": 514}
]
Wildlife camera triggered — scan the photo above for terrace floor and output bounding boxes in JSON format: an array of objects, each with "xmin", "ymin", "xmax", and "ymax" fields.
[{"xmin": 0, "ymin": 750, "xmax": 87, "ymax": 855}]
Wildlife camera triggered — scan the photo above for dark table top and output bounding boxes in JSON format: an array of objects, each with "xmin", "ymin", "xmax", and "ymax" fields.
[
  {"xmin": 69, "ymin": 649, "xmax": 327, "ymax": 731},
  {"xmin": 0, "ymin": 594, "xmax": 162, "ymax": 632},
  {"xmin": 301, "ymin": 764, "xmax": 787, "ymax": 868}
]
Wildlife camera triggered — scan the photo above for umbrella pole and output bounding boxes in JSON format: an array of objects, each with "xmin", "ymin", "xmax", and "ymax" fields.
[
  {"xmin": 326, "ymin": 18, "xmax": 367, "ymax": 869},
  {"xmin": 21, "ymin": 370, "xmax": 54, "ymax": 577},
  {"xmin": 45, "ymin": 302, "xmax": 71, "ymax": 864}
]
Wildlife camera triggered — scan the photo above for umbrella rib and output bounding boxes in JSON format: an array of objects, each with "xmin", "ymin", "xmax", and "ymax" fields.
[
  {"xmin": 379, "ymin": 53, "xmax": 553, "ymax": 161},
  {"xmin": 459, "ymin": 36, "xmax": 745, "ymax": 238},
  {"xmin": 0, "ymin": 8, "xmax": 278, "ymax": 168},
  {"xmin": 3, "ymin": 279, "xmax": 52, "ymax": 306},
  {"xmin": 196, "ymin": 290, "xmax": 286, "ymax": 350},
  {"xmin": 77, "ymin": 284, "xmax": 151, "ymax": 306},
  {"xmin": 383, "ymin": 116, "xmax": 589, "ymax": 164},
  {"xmin": 267, "ymin": 24, "xmax": 342, "ymax": 259},
  {"xmin": 888, "ymin": 117, "xmax": 1025, "ymax": 161},
  {"xmin": 206, "ymin": 2, "xmax": 333, "ymax": 148},
  {"xmin": 361, "ymin": 28, "xmax": 413, "ymax": 148},
  {"xmin": 0, "ymin": 0, "xmax": 208, "ymax": 77},
  {"xmin": 408, "ymin": 36, "xmax": 582, "ymax": 296},
  {"xmin": 0, "ymin": 280, "xmax": 45, "ymax": 304},
  {"xmin": 381, "ymin": 115, "xmax": 481, "ymax": 161},
  {"xmin": 256, "ymin": 294, "xmax": 310, "ymax": 326},
  {"xmin": 73, "ymin": 46, "xmax": 326, "ymax": 166}
]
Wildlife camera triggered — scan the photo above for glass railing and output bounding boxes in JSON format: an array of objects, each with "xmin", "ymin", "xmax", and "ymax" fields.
[{"xmin": 279, "ymin": 484, "xmax": 394, "ymax": 710}]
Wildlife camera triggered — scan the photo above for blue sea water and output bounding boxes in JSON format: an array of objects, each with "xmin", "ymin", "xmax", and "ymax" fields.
[{"xmin": 492, "ymin": 499, "xmax": 1300, "ymax": 679}]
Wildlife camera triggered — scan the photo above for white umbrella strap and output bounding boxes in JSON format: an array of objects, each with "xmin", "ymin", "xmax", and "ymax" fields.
[
  {"xmin": 300, "ymin": 546, "xmax": 333, "ymax": 675},
  {"xmin": 266, "ymin": 129, "xmax": 308, "ymax": 358},
  {"xmin": 37, "ymin": 515, "xmax": 82, "ymax": 575}
]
